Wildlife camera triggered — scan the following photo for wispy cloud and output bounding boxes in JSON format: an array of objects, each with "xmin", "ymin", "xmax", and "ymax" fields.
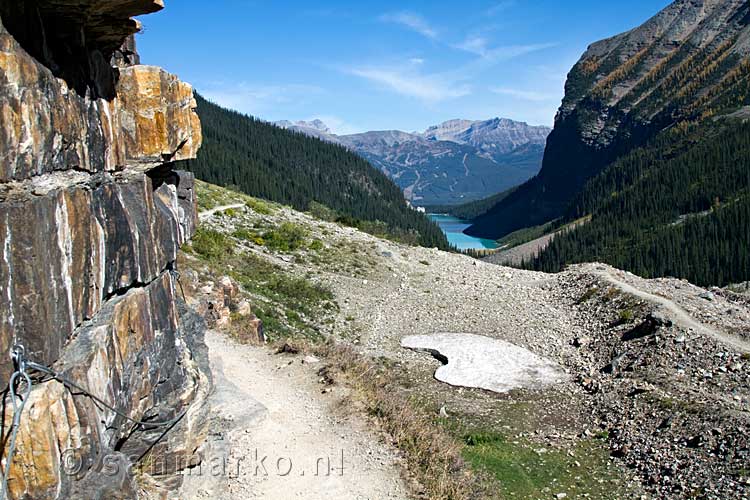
[
  {"xmin": 487, "ymin": 1, "xmax": 516, "ymax": 16},
  {"xmin": 380, "ymin": 11, "xmax": 438, "ymax": 40},
  {"xmin": 199, "ymin": 82, "xmax": 324, "ymax": 116},
  {"xmin": 490, "ymin": 87, "xmax": 558, "ymax": 101},
  {"xmin": 346, "ymin": 62, "xmax": 470, "ymax": 102},
  {"xmin": 455, "ymin": 39, "xmax": 558, "ymax": 61},
  {"xmin": 455, "ymin": 36, "xmax": 490, "ymax": 57}
]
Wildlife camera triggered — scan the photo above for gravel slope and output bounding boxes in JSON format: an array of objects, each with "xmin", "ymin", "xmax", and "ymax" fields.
[{"xmin": 183, "ymin": 183, "xmax": 750, "ymax": 499}]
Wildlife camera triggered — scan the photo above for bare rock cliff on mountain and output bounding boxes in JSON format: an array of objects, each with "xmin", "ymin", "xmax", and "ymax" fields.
[
  {"xmin": 468, "ymin": 0, "xmax": 750, "ymax": 238},
  {"xmin": 0, "ymin": 1, "xmax": 209, "ymax": 498}
]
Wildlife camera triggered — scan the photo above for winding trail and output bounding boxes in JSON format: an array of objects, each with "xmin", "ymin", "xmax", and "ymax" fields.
[
  {"xmin": 594, "ymin": 269, "xmax": 750, "ymax": 353},
  {"xmin": 178, "ymin": 331, "xmax": 408, "ymax": 500}
]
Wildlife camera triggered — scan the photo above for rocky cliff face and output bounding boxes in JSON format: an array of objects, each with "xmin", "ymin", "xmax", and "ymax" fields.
[
  {"xmin": 0, "ymin": 1, "xmax": 209, "ymax": 498},
  {"xmin": 467, "ymin": 0, "xmax": 750, "ymax": 238}
]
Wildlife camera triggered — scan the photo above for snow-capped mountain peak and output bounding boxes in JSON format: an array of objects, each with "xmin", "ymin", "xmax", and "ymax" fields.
[{"xmin": 275, "ymin": 119, "xmax": 332, "ymax": 134}]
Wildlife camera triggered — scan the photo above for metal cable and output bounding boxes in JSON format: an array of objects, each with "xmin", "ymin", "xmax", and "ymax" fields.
[
  {"xmin": 171, "ymin": 269, "xmax": 188, "ymax": 303},
  {"xmin": 25, "ymin": 362, "xmax": 186, "ymax": 430},
  {"xmin": 1, "ymin": 348, "xmax": 32, "ymax": 500},
  {"xmin": 0, "ymin": 344, "xmax": 193, "ymax": 500}
]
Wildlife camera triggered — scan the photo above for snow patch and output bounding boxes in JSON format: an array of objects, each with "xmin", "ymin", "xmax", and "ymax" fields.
[{"xmin": 401, "ymin": 333, "xmax": 567, "ymax": 393}]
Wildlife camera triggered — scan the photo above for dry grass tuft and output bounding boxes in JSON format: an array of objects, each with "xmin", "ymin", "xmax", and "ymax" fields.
[{"xmin": 307, "ymin": 340, "xmax": 484, "ymax": 500}]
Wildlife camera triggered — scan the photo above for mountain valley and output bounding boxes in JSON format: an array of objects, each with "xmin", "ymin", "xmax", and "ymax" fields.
[
  {"xmin": 462, "ymin": 0, "xmax": 750, "ymax": 287},
  {"xmin": 276, "ymin": 118, "xmax": 550, "ymax": 205},
  {"xmin": 3, "ymin": 1, "xmax": 750, "ymax": 499},
  {"xmin": 179, "ymin": 180, "xmax": 750, "ymax": 500}
]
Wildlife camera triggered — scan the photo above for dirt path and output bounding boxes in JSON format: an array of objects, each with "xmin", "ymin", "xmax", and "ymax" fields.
[
  {"xmin": 595, "ymin": 269, "xmax": 750, "ymax": 353},
  {"xmin": 199, "ymin": 204, "xmax": 246, "ymax": 222},
  {"xmin": 177, "ymin": 331, "xmax": 409, "ymax": 500}
]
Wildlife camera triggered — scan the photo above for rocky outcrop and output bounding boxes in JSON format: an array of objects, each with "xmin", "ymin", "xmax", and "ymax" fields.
[
  {"xmin": 0, "ymin": 36, "xmax": 201, "ymax": 181},
  {"xmin": 0, "ymin": 1, "xmax": 208, "ymax": 498},
  {"xmin": 176, "ymin": 257, "xmax": 265, "ymax": 344},
  {"xmin": 467, "ymin": 0, "xmax": 750, "ymax": 238}
]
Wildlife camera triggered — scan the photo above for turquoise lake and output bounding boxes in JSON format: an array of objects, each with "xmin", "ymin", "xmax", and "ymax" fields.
[{"xmin": 429, "ymin": 214, "xmax": 498, "ymax": 251}]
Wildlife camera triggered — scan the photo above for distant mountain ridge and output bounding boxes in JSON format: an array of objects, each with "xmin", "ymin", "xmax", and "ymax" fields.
[
  {"xmin": 275, "ymin": 118, "xmax": 551, "ymax": 206},
  {"xmin": 422, "ymin": 118, "xmax": 551, "ymax": 155}
]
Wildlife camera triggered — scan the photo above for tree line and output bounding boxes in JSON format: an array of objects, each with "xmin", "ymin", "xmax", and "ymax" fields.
[
  {"xmin": 184, "ymin": 94, "xmax": 449, "ymax": 250},
  {"xmin": 526, "ymin": 120, "xmax": 750, "ymax": 287}
]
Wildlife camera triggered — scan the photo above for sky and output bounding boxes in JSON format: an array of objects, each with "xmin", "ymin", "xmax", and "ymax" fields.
[{"xmin": 136, "ymin": 0, "xmax": 672, "ymax": 134}]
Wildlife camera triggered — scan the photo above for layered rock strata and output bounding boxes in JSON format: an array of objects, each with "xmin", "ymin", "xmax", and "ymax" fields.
[{"xmin": 0, "ymin": 1, "xmax": 208, "ymax": 498}]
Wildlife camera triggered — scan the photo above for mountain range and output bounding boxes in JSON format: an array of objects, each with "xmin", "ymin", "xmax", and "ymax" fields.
[
  {"xmin": 275, "ymin": 118, "xmax": 550, "ymax": 206},
  {"xmin": 467, "ymin": 0, "xmax": 750, "ymax": 240}
]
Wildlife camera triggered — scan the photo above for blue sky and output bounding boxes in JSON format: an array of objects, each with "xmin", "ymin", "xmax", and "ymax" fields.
[{"xmin": 136, "ymin": 0, "xmax": 671, "ymax": 134}]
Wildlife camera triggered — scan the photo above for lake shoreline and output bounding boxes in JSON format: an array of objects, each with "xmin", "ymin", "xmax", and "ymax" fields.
[{"xmin": 429, "ymin": 214, "xmax": 498, "ymax": 251}]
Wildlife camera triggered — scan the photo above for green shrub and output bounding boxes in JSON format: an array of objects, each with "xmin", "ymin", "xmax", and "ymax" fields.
[
  {"xmin": 246, "ymin": 198, "xmax": 274, "ymax": 215},
  {"xmin": 263, "ymin": 222, "xmax": 309, "ymax": 252},
  {"xmin": 191, "ymin": 229, "xmax": 234, "ymax": 260},
  {"xmin": 308, "ymin": 201, "xmax": 339, "ymax": 222},
  {"xmin": 265, "ymin": 274, "xmax": 333, "ymax": 311},
  {"xmin": 232, "ymin": 228, "xmax": 256, "ymax": 240},
  {"xmin": 618, "ymin": 309, "xmax": 634, "ymax": 324}
]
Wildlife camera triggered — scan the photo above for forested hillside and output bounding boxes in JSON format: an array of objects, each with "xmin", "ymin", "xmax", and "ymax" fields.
[
  {"xmin": 426, "ymin": 187, "xmax": 517, "ymax": 220},
  {"xmin": 460, "ymin": 0, "xmax": 750, "ymax": 286},
  {"xmin": 526, "ymin": 119, "xmax": 750, "ymax": 286},
  {"xmin": 467, "ymin": 0, "xmax": 750, "ymax": 240},
  {"xmin": 184, "ymin": 94, "xmax": 448, "ymax": 249}
]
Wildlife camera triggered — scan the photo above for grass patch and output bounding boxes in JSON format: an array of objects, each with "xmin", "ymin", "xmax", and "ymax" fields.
[
  {"xmin": 246, "ymin": 198, "xmax": 275, "ymax": 215},
  {"xmin": 578, "ymin": 286, "xmax": 599, "ymax": 304},
  {"xmin": 603, "ymin": 286, "xmax": 623, "ymax": 302},
  {"xmin": 618, "ymin": 308, "xmax": 635, "ymax": 324},
  {"xmin": 195, "ymin": 179, "xmax": 278, "ymax": 214},
  {"xmin": 232, "ymin": 228, "xmax": 265, "ymax": 245},
  {"xmin": 309, "ymin": 342, "xmax": 481, "ymax": 500},
  {"xmin": 187, "ymin": 224, "xmax": 335, "ymax": 340},
  {"xmin": 462, "ymin": 430, "xmax": 624, "ymax": 500},
  {"xmin": 233, "ymin": 254, "xmax": 333, "ymax": 340}
]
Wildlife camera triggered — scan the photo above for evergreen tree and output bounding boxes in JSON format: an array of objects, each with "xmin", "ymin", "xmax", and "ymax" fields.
[
  {"xmin": 527, "ymin": 120, "xmax": 750, "ymax": 287},
  {"xmin": 184, "ymin": 94, "xmax": 449, "ymax": 249}
]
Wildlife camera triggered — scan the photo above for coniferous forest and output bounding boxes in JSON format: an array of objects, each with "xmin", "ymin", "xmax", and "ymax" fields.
[
  {"xmin": 184, "ymin": 94, "xmax": 449, "ymax": 250},
  {"xmin": 526, "ymin": 120, "xmax": 750, "ymax": 287}
]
